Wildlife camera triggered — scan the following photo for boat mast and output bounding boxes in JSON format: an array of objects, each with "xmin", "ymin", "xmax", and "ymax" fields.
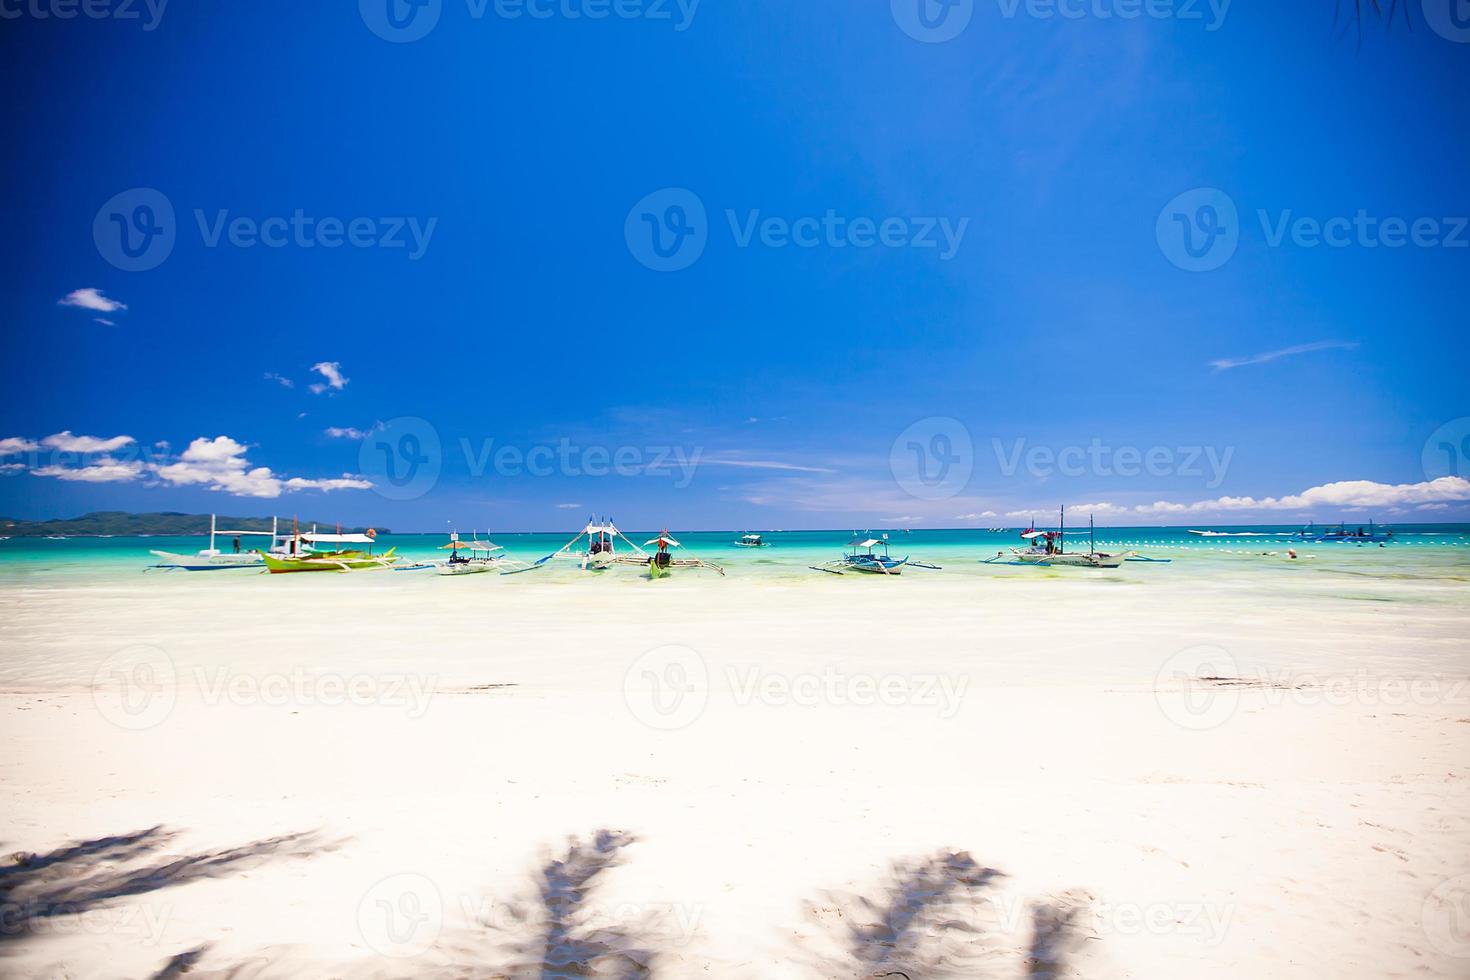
[
  {"xmin": 1059, "ymin": 505, "xmax": 1065, "ymax": 554},
  {"xmin": 1090, "ymin": 513, "xmax": 1095, "ymax": 555},
  {"xmin": 209, "ymin": 513, "xmax": 217, "ymax": 553}
]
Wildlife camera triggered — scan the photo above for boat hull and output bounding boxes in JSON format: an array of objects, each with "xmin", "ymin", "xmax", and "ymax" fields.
[
  {"xmin": 150, "ymin": 550, "xmax": 263, "ymax": 571},
  {"xmin": 1010, "ymin": 550, "xmax": 1126, "ymax": 569},
  {"xmin": 261, "ymin": 549, "xmax": 397, "ymax": 573},
  {"xmin": 436, "ymin": 559, "xmax": 497, "ymax": 576},
  {"xmin": 845, "ymin": 557, "xmax": 906, "ymax": 574}
]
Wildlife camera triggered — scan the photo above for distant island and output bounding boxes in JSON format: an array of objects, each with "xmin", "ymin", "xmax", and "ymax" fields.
[{"xmin": 0, "ymin": 512, "xmax": 386, "ymax": 538}]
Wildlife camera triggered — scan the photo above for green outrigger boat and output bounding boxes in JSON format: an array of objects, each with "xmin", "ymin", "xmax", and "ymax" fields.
[{"xmin": 259, "ymin": 528, "xmax": 398, "ymax": 573}]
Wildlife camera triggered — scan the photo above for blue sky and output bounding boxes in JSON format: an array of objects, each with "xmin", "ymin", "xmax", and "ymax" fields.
[{"xmin": 2, "ymin": 0, "xmax": 1467, "ymax": 530}]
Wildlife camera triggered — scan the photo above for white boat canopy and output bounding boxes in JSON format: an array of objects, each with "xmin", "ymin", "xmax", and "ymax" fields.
[
  {"xmin": 302, "ymin": 532, "xmax": 375, "ymax": 544},
  {"xmin": 644, "ymin": 535, "xmax": 681, "ymax": 548},
  {"xmin": 855, "ymin": 538, "xmax": 883, "ymax": 548},
  {"xmin": 1020, "ymin": 530, "xmax": 1050, "ymax": 539},
  {"xmin": 216, "ymin": 529, "xmax": 277, "ymax": 536}
]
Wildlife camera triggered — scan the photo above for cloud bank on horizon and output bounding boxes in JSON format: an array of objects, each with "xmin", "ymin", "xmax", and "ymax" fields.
[{"xmin": 3, "ymin": 431, "xmax": 371, "ymax": 499}]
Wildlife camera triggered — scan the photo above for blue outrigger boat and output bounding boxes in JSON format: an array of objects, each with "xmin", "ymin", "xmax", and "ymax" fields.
[{"xmin": 809, "ymin": 535, "xmax": 941, "ymax": 576}]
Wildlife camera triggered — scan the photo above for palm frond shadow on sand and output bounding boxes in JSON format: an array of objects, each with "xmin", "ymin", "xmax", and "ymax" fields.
[
  {"xmin": 0, "ymin": 825, "xmax": 338, "ymax": 954},
  {"xmin": 802, "ymin": 849, "xmax": 1097, "ymax": 980},
  {"xmin": 474, "ymin": 828, "xmax": 657, "ymax": 980}
]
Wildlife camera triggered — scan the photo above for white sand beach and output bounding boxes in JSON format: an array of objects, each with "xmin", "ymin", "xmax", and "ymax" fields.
[{"xmin": 2, "ymin": 570, "xmax": 1468, "ymax": 978}]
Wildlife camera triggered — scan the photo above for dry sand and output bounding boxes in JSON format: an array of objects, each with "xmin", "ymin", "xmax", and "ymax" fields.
[{"xmin": 1, "ymin": 572, "xmax": 1467, "ymax": 977}]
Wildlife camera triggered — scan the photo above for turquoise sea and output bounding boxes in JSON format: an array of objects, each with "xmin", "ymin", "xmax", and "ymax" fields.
[{"xmin": 2, "ymin": 524, "xmax": 1467, "ymax": 586}]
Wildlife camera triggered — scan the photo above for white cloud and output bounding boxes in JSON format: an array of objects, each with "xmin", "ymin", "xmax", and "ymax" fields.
[
  {"xmin": 58, "ymin": 287, "xmax": 127, "ymax": 314},
  {"xmin": 955, "ymin": 511, "xmax": 998, "ymax": 520},
  {"xmin": 152, "ymin": 435, "xmax": 372, "ymax": 498},
  {"xmin": 264, "ymin": 372, "xmax": 294, "ymax": 388},
  {"xmin": 308, "ymin": 361, "xmax": 348, "ymax": 394},
  {"xmin": 284, "ymin": 475, "xmax": 374, "ymax": 492},
  {"xmin": 324, "ymin": 423, "xmax": 381, "ymax": 440},
  {"xmin": 41, "ymin": 431, "xmax": 136, "ymax": 453},
  {"xmin": 556, "ymin": 502, "xmax": 583, "ymax": 509},
  {"xmin": 0, "ymin": 437, "xmax": 40, "ymax": 454},
  {"xmin": 1004, "ymin": 477, "xmax": 1470, "ymax": 521},
  {"xmin": 31, "ymin": 457, "xmax": 144, "ymax": 483},
  {"xmin": 696, "ymin": 454, "xmax": 836, "ymax": 474},
  {"xmin": 0, "ymin": 462, "xmax": 26, "ymax": 474},
  {"xmin": 1210, "ymin": 340, "xmax": 1357, "ymax": 372},
  {"xmin": 94, "ymin": 318, "xmax": 115, "ymax": 327},
  {"xmin": 153, "ymin": 436, "xmax": 282, "ymax": 498}
]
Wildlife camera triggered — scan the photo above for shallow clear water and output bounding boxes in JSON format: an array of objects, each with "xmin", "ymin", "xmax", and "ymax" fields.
[{"xmin": 1, "ymin": 525, "xmax": 1467, "ymax": 588}]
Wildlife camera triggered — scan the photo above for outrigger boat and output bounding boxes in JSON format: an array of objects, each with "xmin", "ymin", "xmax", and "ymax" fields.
[
  {"xmin": 148, "ymin": 514, "xmax": 288, "ymax": 571},
  {"xmin": 259, "ymin": 523, "xmax": 398, "ymax": 573},
  {"xmin": 435, "ymin": 531, "xmax": 530, "ymax": 576},
  {"xmin": 733, "ymin": 532, "xmax": 770, "ymax": 548},
  {"xmin": 1297, "ymin": 520, "xmax": 1394, "ymax": 544},
  {"xmin": 518, "ymin": 517, "xmax": 645, "ymax": 573},
  {"xmin": 809, "ymin": 533, "xmax": 941, "ymax": 576},
  {"xmin": 983, "ymin": 508, "xmax": 1130, "ymax": 568},
  {"xmin": 616, "ymin": 530, "xmax": 725, "ymax": 579}
]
